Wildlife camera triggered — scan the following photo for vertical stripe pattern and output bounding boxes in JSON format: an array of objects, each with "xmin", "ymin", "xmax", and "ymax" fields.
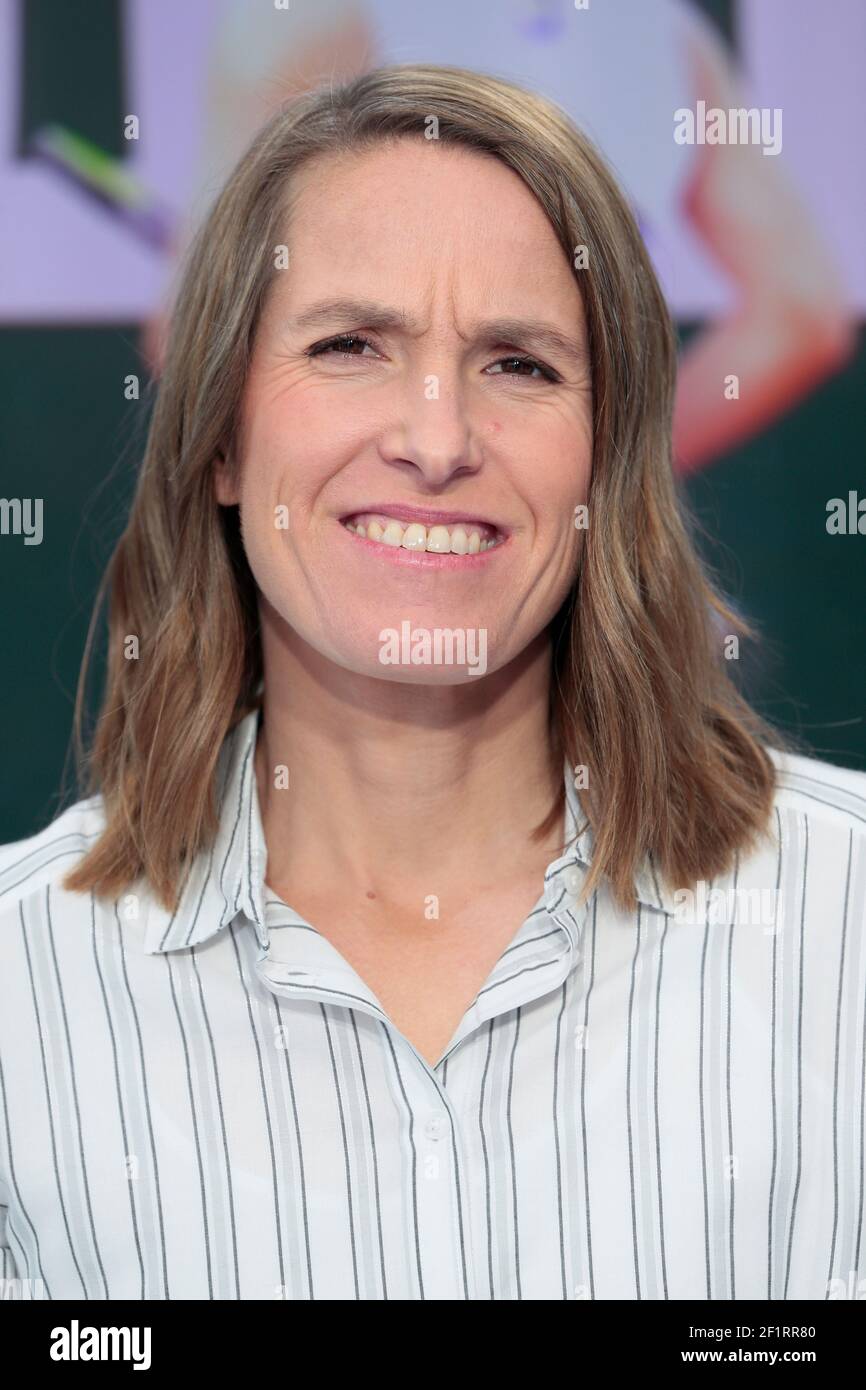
[{"xmin": 1, "ymin": 713, "xmax": 865, "ymax": 1299}]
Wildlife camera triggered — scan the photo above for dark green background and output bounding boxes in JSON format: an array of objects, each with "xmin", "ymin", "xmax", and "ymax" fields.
[{"xmin": 1, "ymin": 0, "xmax": 864, "ymax": 843}]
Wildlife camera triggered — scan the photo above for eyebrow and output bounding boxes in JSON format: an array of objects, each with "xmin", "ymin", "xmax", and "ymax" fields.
[{"xmin": 288, "ymin": 298, "xmax": 588, "ymax": 371}]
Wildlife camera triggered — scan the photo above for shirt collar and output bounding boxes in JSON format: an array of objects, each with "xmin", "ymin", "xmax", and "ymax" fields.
[
  {"xmin": 142, "ymin": 709, "xmax": 675, "ymax": 955},
  {"xmin": 551, "ymin": 759, "xmax": 679, "ymax": 920}
]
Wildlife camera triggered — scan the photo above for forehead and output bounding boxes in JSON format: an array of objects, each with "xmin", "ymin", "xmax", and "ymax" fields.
[{"xmin": 280, "ymin": 138, "xmax": 580, "ymax": 313}]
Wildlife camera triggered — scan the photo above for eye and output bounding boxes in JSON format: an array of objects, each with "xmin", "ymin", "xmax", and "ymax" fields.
[
  {"xmin": 486, "ymin": 355, "xmax": 559, "ymax": 383},
  {"xmin": 308, "ymin": 334, "xmax": 380, "ymax": 359},
  {"xmin": 307, "ymin": 337, "xmax": 560, "ymax": 382}
]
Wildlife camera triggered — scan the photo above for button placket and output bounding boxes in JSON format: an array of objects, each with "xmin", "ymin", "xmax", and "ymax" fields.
[
  {"xmin": 424, "ymin": 1112, "xmax": 448, "ymax": 1141},
  {"xmin": 394, "ymin": 1050, "xmax": 469, "ymax": 1300}
]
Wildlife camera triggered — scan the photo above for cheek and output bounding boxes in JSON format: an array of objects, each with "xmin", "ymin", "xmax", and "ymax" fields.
[
  {"xmin": 529, "ymin": 444, "xmax": 592, "ymax": 543},
  {"xmin": 236, "ymin": 422, "xmax": 319, "ymax": 538},
  {"xmin": 525, "ymin": 448, "xmax": 591, "ymax": 595},
  {"xmin": 239, "ymin": 386, "xmax": 373, "ymax": 514},
  {"xmin": 555, "ymin": 424, "xmax": 593, "ymax": 527},
  {"xmin": 233, "ymin": 433, "xmax": 304, "ymax": 604}
]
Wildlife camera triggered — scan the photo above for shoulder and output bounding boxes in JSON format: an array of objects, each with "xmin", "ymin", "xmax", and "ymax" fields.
[
  {"xmin": 0, "ymin": 796, "xmax": 106, "ymax": 919},
  {"xmin": 764, "ymin": 746, "xmax": 866, "ymax": 908},
  {"xmin": 769, "ymin": 745, "xmax": 866, "ymax": 837}
]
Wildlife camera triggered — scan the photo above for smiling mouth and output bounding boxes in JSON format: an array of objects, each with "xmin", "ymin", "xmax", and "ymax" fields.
[{"xmin": 340, "ymin": 511, "xmax": 506, "ymax": 554}]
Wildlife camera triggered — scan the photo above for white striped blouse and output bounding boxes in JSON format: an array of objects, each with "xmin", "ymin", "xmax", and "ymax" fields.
[{"xmin": 1, "ymin": 708, "xmax": 865, "ymax": 1300}]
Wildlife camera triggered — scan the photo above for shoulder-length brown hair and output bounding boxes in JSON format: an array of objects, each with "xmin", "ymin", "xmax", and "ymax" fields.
[{"xmin": 64, "ymin": 62, "xmax": 778, "ymax": 913}]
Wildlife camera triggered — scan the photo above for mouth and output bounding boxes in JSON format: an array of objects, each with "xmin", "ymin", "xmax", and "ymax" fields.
[{"xmin": 339, "ymin": 506, "xmax": 507, "ymax": 559}]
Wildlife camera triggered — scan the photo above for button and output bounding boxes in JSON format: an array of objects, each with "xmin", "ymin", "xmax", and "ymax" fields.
[{"xmin": 424, "ymin": 1113, "xmax": 448, "ymax": 1141}]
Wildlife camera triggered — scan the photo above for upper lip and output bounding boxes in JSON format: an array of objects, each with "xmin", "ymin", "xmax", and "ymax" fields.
[{"xmin": 339, "ymin": 503, "xmax": 507, "ymax": 534}]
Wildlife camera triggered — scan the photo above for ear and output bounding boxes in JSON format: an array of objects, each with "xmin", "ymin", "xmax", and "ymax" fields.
[{"xmin": 213, "ymin": 452, "xmax": 240, "ymax": 506}]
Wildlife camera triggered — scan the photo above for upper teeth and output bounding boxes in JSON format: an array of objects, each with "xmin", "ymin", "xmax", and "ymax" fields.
[{"xmin": 343, "ymin": 514, "xmax": 503, "ymax": 553}]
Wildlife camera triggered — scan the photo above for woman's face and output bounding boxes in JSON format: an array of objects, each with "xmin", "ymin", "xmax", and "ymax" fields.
[{"xmin": 218, "ymin": 138, "xmax": 592, "ymax": 684}]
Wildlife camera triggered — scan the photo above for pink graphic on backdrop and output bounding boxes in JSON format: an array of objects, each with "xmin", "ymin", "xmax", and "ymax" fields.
[{"xmin": 0, "ymin": 0, "xmax": 862, "ymax": 323}]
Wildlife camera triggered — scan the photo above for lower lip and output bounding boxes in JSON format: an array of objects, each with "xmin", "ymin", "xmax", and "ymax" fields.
[{"xmin": 336, "ymin": 521, "xmax": 508, "ymax": 568}]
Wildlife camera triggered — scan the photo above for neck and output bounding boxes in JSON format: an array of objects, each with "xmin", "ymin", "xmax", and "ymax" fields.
[{"xmin": 254, "ymin": 599, "xmax": 564, "ymax": 898}]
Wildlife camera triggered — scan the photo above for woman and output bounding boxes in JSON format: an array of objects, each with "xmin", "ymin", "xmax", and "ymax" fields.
[{"xmin": 1, "ymin": 65, "xmax": 864, "ymax": 1301}]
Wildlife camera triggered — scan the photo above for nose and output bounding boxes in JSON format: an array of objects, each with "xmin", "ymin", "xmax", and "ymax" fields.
[{"xmin": 378, "ymin": 372, "xmax": 483, "ymax": 487}]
